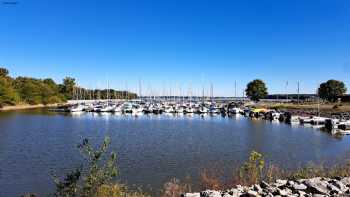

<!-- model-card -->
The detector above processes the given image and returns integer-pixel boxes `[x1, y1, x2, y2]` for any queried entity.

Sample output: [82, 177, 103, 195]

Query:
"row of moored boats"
[64, 102, 350, 135]
[67, 101, 243, 114]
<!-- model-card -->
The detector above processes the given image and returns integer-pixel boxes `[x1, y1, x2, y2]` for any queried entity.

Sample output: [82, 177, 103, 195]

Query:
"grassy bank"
[251, 102, 350, 114]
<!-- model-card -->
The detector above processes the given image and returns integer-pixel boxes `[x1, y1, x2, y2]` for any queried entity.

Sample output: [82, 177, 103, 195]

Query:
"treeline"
[0, 67, 137, 107]
[245, 79, 348, 102]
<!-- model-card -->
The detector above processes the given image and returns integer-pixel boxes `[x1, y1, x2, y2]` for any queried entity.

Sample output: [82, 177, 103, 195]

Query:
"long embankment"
[0, 103, 67, 111]
[252, 102, 350, 116]
[184, 177, 350, 197]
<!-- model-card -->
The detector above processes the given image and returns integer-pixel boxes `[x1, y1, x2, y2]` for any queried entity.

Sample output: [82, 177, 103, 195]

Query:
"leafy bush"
[237, 151, 265, 185]
[50, 137, 148, 197]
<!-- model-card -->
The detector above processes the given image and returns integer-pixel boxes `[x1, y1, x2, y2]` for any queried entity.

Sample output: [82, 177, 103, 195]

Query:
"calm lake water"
[1, 110, 350, 196]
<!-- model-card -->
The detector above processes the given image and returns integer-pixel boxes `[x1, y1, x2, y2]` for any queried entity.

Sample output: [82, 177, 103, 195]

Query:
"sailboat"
[184, 106, 194, 113]
[69, 104, 85, 112]
[99, 80, 116, 112]
[132, 104, 144, 114]
[99, 104, 115, 112]
[112, 104, 122, 113]
[122, 102, 133, 113]
[198, 105, 209, 113]
[209, 104, 219, 114]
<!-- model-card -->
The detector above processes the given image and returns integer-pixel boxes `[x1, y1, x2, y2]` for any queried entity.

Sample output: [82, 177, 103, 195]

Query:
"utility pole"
[125, 81, 128, 100]
[210, 82, 213, 103]
[107, 80, 109, 104]
[285, 81, 289, 102]
[297, 81, 300, 104]
[202, 87, 205, 104]
[234, 80, 237, 99]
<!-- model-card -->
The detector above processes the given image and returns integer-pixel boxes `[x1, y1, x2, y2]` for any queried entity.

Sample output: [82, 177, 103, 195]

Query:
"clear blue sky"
[1, 0, 349, 96]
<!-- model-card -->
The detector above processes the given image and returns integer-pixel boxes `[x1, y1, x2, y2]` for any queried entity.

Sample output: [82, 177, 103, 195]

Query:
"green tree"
[43, 78, 58, 91]
[0, 68, 19, 106]
[318, 80, 347, 102]
[0, 77, 19, 106]
[0, 67, 137, 105]
[61, 77, 76, 100]
[13, 77, 43, 104]
[245, 79, 268, 102]
[42, 78, 65, 104]
[0, 67, 9, 77]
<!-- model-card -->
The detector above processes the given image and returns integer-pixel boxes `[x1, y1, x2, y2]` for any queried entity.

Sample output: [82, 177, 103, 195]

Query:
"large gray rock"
[182, 193, 200, 197]
[277, 188, 292, 196]
[201, 190, 221, 197]
[247, 190, 259, 197]
[303, 178, 330, 195]
[274, 179, 287, 187]
[292, 183, 307, 190]
[312, 194, 327, 197]
[340, 177, 350, 186]
[327, 183, 340, 194]
[331, 180, 347, 192]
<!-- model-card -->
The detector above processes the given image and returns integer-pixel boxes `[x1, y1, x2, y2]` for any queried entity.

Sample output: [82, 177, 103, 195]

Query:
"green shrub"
[50, 137, 148, 197]
[238, 151, 265, 185]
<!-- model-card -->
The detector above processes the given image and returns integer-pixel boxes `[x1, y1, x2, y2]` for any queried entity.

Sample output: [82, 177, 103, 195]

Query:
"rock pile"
[182, 177, 350, 197]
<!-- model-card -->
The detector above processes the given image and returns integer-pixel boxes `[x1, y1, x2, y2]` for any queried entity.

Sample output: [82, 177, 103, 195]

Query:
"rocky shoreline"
[183, 177, 350, 197]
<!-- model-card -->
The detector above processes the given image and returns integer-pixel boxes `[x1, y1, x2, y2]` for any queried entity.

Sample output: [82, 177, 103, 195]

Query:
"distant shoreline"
[0, 103, 66, 111]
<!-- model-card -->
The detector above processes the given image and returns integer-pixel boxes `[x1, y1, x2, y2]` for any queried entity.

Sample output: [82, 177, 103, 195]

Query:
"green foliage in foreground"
[238, 151, 265, 185]
[23, 137, 148, 197]
[53, 137, 149, 197]
[53, 137, 119, 196]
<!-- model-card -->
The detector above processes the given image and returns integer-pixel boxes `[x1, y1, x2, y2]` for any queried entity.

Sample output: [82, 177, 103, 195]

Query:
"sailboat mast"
[234, 80, 237, 99]
[297, 81, 300, 104]
[285, 81, 289, 102]
[107, 80, 109, 104]
[202, 87, 204, 104]
[210, 83, 213, 103]
[139, 79, 142, 101]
